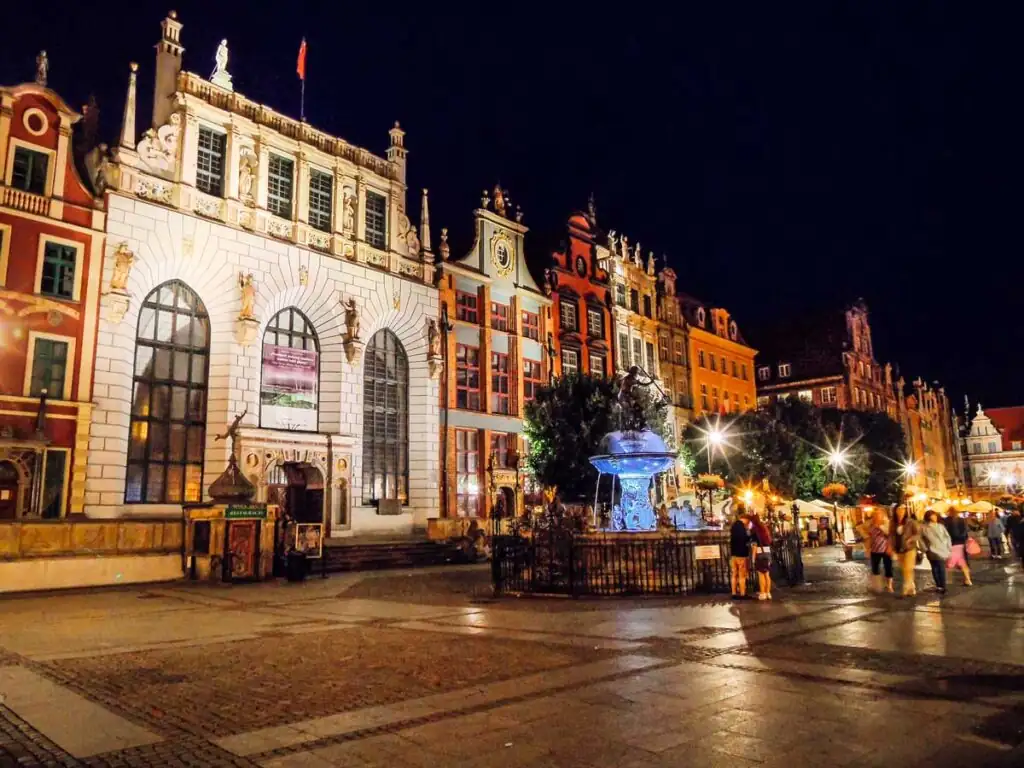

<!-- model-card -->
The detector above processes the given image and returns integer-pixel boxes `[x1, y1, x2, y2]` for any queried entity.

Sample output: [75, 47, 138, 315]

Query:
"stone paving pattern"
[0, 548, 1022, 767]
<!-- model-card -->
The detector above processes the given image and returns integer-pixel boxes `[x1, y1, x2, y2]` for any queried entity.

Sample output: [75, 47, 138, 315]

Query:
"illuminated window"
[778, 363, 791, 378]
[659, 336, 669, 362]
[308, 169, 333, 232]
[615, 284, 626, 307]
[587, 306, 603, 338]
[362, 329, 408, 505]
[758, 366, 769, 381]
[196, 127, 225, 196]
[821, 386, 837, 405]
[757, 395, 770, 407]
[126, 281, 209, 504]
[798, 389, 813, 403]
[700, 384, 709, 410]
[456, 291, 478, 323]
[456, 345, 481, 410]
[523, 359, 543, 401]
[491, 433, 513, 468]
[619, 333, 630, 369]
[674, 339, 684, 365]
[364, 190, 388, 249]
[561, 349, 579, 376]
[699, 350, 706, 368]
[491, 352, 510, 414]
[267, 154, 294, 219]
[455, 429, 480, 517]
[490, 301, 510, 332]
[559, 300, 577, 332]
[521, 310, 539, 340]
[589, 354, 604, 376]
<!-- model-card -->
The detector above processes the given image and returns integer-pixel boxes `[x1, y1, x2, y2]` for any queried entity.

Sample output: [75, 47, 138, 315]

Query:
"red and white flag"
[297, 38, 307, 81]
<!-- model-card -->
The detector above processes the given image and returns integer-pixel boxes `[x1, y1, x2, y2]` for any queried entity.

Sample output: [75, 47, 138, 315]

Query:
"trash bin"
[286, 551, 308, 582]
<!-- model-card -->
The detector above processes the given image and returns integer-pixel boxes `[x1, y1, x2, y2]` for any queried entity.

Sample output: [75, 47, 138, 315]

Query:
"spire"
[120, 63, 139, 150]
[420, 188, 432, 256]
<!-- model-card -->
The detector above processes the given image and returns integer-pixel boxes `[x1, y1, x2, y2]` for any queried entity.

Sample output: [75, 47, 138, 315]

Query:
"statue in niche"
[238, 150, 257, 203]
[110, 244, 135, 291]
[427, 318, 441, 358]
[238, 272, 256, 320]
[343, 298, 361, 341]
[342, 191, 356, 233]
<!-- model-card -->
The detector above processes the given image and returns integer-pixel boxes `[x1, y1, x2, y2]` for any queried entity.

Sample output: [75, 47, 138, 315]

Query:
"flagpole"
[300, 77, 305, 122]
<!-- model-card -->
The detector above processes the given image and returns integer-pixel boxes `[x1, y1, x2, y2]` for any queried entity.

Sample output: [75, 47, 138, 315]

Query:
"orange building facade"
[681, 298, 758, 418]
[0, 79, 106, 519]
[546, 209, 614, 378]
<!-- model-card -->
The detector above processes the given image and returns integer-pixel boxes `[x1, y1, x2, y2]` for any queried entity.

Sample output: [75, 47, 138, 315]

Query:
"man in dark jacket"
[730, 514, 752, 599]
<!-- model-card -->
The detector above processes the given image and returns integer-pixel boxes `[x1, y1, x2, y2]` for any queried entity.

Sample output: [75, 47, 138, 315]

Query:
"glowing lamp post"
[825, 449, 848, 536]
[706, 428, 724, 473]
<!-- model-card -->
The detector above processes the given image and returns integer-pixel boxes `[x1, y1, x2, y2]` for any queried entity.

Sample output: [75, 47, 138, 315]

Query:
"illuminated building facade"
[545, 205, 613, 379]
[964, 405, 1024, 497]
[655, 267, 692, 495]
[437, 187, 551, 520]
[86, 12, 440, 536]
[0, 74, 106, 519]
[682, 296, 757, 418]
[897, 378, 963, 498]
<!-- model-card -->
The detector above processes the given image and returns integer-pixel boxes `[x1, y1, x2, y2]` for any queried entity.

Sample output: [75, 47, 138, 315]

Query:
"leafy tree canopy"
[523, 373, 668, 503]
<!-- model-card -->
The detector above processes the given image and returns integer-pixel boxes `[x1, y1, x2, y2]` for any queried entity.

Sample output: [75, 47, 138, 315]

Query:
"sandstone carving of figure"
[407, 225, 420, 256]
[439, 227, 450, 261]
[238, 272, 256, 320]
[215, 409, 248, 448]
[35, 51, 48, 86]
[343, 192, 356, 232]
[427, 318, 441, 358]
[607, 229, 617, 255]
[110, 244, 134, 291]
[238, 152, 256, 202]
[634, 241, 642, 265]
[493, 185, 507, 216]
[620, 235, 629, 261]
[212, 40, 229, 80]
[344, 298, 360, 340]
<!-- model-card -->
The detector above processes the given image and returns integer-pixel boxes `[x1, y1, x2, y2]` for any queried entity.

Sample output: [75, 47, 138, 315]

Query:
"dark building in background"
[754, 299, 898, 419]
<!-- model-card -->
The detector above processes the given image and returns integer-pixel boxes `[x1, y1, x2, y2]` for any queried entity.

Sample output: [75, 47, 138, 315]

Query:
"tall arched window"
[126, 281, 210, 503]
[260, 308, 319, 431]
[362, 329, 408, 505]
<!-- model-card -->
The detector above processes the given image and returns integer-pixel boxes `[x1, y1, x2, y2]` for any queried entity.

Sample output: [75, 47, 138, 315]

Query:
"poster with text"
[261, 344, 318, 430]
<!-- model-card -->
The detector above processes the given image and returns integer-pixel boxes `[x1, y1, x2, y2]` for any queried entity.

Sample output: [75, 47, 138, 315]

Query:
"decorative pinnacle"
[130, 62, 138, 73]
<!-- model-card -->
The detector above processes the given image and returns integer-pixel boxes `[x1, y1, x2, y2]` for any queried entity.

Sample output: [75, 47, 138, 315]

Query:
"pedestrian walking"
[943, 510, 974, 586]
[729, 513, 753, 599]
[807, 516, 819, 548]
[749, 513, 773, 600]
[921, 510, 952, 593]
[1010, 510, 1024, 568]
[868, 509, 894, 593]
[987, 513, 1006, 558]
[891, 506, 921, 597]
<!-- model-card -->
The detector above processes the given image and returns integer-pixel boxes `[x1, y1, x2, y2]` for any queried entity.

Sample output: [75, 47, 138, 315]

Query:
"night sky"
[4, 4, 1018, 410]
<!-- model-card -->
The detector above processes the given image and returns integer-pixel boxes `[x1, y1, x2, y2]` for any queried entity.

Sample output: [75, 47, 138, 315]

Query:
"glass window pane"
[126, 464, 144, 503]
[187, 426, 204, 462]
[172, 351, 189, 383]
[184, 465, 203, 502]
[165, 465, 184, 503]
[145, 466, 165, 502]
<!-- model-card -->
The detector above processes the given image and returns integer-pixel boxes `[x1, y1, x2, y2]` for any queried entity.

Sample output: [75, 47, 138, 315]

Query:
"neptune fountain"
[589, 367, 677, 531]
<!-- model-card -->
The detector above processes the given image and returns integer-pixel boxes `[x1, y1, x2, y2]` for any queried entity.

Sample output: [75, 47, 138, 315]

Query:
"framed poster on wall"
[295, 523, 323, 559]
[261, 344, 318, 431]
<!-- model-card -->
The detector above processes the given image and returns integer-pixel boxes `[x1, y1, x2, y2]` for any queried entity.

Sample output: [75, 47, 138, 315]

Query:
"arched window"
[260, 308, 319, 431]
[362, 329, 408, 505]
[126, 281, 210, 503]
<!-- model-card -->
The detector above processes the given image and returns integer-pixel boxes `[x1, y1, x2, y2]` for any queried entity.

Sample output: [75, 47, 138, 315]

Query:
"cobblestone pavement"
[1, 549, 1022, 767]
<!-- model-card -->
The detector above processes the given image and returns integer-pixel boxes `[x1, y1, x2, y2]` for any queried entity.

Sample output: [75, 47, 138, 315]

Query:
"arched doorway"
[494, 486, 516, 519]
[0, 461, 19, 520]
[267, 463, 324, 524]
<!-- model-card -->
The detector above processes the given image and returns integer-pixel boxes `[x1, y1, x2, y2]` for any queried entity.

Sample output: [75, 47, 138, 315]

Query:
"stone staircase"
[321, 537, 466, 573]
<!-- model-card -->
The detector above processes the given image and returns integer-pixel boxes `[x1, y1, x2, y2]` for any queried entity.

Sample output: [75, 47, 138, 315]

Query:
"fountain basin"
[590, 430, 676, 532]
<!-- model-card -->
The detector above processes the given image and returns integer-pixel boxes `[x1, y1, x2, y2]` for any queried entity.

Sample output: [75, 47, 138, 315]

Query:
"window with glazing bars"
[11, 147, 48, 195]
[456, 291, 478, 323]
[456, 430, 479, 517]
[267, 155, 294, 219]
[196, 128, 225, 196]
[456, 345, 481, 410]
[491, 302, 510, 332]
[619, 333, 630, 370]
[30, 338, 68, 397]
[362, 329, 408, 505]
[561, 349, 579, 376]
[559, 301, 577, 332]
[523, 359, 542, 401]
[587, 306, 602, 337]
[364, 190, 387, 249]
[521, 310, 539, 340]
[126, 281, 210, 504]
[40, 242, 76, 299]
[308, 169, 333, 232]
[491, 352, 510, 414]
[491, 433, 512, 469]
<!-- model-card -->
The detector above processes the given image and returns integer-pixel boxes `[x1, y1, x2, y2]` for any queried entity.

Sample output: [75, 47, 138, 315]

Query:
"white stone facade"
[85, 12, 440, 534]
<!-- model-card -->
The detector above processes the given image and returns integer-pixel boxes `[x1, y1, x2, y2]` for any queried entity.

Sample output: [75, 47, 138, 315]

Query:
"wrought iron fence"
[491, 526, 803, 598]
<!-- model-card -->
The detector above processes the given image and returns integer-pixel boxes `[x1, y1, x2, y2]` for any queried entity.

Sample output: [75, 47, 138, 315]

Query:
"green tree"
[523, 373, 668, 503]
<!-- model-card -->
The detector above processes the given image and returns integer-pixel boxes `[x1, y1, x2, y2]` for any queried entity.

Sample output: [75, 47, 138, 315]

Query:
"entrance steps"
[322, 537, 465, 573]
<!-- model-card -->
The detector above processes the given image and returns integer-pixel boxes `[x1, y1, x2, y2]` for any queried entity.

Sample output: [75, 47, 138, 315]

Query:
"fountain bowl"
[589, 430, 677, 531]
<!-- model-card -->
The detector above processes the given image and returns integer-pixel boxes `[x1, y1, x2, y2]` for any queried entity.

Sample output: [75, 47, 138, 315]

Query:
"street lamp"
[902, 461, 918, 517]
[706, 427, 724, 473]
[826, 448, 848, 537]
